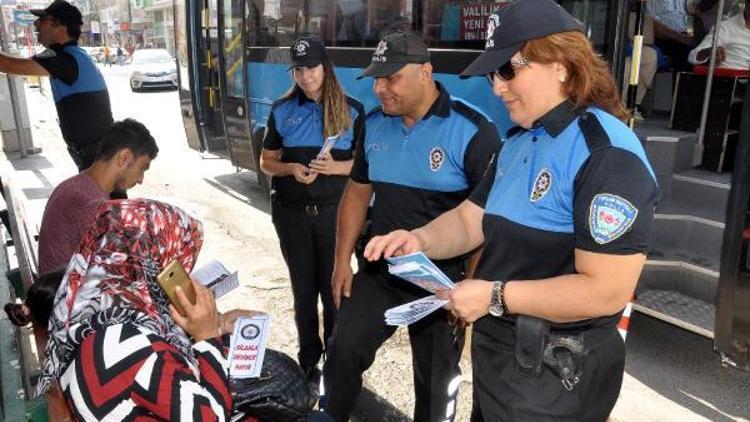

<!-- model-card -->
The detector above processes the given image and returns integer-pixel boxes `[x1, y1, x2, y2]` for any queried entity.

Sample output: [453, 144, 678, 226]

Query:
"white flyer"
[191, 259, 239, 298]
[228, 315, 270, 379]
[318, 133, 340, 157]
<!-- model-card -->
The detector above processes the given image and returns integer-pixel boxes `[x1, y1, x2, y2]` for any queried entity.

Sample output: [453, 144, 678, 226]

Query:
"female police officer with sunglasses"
[364, 0, 659, 420]
[260, 37, 364, 378]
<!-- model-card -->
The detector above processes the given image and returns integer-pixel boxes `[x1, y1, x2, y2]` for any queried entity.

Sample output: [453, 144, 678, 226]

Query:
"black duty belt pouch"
[515, 316, 588, 390]
[514, 316, 549, 376]
[543, 332, 586, 391]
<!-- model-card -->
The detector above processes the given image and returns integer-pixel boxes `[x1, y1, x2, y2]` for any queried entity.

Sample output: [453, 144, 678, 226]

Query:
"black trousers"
[323, 268, 464, 422]
[271, 199, 337, 371]
[470, 319, 625, 422]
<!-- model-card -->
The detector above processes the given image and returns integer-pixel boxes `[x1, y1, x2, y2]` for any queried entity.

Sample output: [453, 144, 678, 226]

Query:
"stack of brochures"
[384, 252, 455, 326]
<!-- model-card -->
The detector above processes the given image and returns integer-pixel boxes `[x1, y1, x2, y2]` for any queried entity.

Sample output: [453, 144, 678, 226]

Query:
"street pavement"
[0, 64, 748, 421]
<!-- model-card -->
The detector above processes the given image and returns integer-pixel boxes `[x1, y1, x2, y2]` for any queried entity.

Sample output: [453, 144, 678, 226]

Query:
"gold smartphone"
[156, 259, 197, 317]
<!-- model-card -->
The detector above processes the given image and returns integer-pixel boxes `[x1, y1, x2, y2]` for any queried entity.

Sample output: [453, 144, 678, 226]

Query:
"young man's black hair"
[96, 118, 159, 161]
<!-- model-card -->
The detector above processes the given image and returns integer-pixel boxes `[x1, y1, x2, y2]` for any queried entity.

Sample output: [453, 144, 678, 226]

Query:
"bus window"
[223, 0, 244, 97]
[422, 0, 514, 48]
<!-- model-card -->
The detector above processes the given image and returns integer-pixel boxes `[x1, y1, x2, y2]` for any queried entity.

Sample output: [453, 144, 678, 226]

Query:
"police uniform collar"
[533, 100, 577, 138]
[297, 89, 319, 105]
[423, 82, 451, 119]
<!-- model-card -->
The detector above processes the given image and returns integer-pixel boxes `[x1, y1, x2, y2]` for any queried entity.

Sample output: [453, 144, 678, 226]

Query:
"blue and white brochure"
[386, 252, 455, 293]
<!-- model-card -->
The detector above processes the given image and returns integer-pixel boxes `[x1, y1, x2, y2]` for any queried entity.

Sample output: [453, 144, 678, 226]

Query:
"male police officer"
[324, 31, 500, 421]
[0, 0, 113, 172]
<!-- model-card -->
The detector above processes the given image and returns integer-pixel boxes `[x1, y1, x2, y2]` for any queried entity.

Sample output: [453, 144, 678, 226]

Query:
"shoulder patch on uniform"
[530, 168, 552, 202]
[429, 146, 445, 171]
[588, 193, 638, 244]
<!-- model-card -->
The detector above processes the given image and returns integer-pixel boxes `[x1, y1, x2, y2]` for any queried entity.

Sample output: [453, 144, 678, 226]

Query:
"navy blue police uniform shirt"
[33, 41, 113, 150]
[263, 91, 365, 205]
[470, 101, 659, 329]
[351, 82, 501, 278]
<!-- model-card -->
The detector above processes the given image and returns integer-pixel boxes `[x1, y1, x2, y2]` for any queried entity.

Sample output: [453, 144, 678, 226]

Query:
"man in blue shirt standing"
[324, 31, 500, 422]
[0, 0, 113, 173]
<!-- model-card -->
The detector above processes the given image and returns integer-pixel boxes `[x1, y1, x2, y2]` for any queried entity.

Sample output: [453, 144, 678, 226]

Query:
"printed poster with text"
[229, 315, 270, 379]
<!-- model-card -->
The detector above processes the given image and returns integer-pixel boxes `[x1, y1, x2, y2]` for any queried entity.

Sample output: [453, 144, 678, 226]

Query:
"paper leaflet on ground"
[385, 252, 454, 326]
[191, 259, 239, 298]
[228, 315, 270, 378]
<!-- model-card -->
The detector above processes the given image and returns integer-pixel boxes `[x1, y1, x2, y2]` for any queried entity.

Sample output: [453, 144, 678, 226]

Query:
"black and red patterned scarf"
[36, 199, 203, 396]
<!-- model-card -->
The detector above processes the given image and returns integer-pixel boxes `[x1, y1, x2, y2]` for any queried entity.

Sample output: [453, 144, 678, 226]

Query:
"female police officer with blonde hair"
[260, 37, 364, 378]
[364, 0, 659, 420]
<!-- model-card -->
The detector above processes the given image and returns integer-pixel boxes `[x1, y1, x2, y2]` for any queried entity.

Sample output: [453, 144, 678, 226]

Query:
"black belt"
[272, 197, 338, 216]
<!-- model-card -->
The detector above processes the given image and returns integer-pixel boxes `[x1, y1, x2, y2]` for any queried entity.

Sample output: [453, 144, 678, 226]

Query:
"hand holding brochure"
[385, 252, 455, 326]
[228, 315, 270, 378]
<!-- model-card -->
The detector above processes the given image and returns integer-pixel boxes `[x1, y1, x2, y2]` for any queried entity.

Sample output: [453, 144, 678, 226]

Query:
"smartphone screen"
[156, 259, 197, 317]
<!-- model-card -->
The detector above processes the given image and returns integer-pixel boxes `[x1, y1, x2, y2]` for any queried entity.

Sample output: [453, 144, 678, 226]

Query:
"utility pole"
[0, 6, 32, 158]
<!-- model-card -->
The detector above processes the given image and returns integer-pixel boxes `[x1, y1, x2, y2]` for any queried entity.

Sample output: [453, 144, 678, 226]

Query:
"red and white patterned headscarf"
[36, 199, 203, 395]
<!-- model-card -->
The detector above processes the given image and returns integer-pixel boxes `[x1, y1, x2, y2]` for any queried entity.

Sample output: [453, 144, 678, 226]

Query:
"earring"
[559, 76, 566, 83]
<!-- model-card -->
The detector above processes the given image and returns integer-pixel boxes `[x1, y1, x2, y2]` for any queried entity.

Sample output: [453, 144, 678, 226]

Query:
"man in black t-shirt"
[0, 0, 113, 172]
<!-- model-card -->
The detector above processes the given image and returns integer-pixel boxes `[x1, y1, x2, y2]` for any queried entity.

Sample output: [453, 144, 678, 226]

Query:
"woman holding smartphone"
[36, 199, 261, 421]
[260, 37, 364, 379]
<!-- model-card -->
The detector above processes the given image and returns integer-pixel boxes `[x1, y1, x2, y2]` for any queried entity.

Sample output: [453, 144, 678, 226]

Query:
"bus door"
[174, 0, 202, 151]
[192, 0, 228, 154]
[219, 0, 254, 169]
[715, 86, 750, 370]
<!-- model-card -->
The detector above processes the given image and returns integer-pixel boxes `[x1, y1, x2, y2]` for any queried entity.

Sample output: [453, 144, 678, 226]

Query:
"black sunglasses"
[486, 57, 531, 84]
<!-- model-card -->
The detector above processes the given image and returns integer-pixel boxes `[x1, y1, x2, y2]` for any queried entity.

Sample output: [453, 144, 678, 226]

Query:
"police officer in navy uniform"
[0, 0, 113, 172]
[324, 31, 500, 421]
[260, 37, 364, 379]
[365, 1, 660, 420]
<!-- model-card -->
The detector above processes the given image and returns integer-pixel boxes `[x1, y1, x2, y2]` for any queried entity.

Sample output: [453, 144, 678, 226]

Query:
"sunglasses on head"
[486, 57, 531, 84]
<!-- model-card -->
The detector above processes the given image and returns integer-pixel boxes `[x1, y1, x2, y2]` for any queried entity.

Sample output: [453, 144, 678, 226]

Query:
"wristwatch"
[488, 281, 506, 318]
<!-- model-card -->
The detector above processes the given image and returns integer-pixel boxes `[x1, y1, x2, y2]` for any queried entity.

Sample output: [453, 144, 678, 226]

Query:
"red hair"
[521, 31, 629, 122]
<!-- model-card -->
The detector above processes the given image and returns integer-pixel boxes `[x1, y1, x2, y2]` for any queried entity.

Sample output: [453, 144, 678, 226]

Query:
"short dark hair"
[96, 118, 159, 162]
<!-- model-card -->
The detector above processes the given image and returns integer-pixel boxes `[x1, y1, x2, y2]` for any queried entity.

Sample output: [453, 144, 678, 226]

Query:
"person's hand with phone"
[170, 279, 220, 342]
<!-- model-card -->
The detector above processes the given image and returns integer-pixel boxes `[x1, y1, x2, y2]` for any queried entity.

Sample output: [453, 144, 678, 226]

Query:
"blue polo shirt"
[351, 82, 501, 277]
[264, 90, 364, 205]
[33, 41, 113, 150]
[471, 101, 659, 329]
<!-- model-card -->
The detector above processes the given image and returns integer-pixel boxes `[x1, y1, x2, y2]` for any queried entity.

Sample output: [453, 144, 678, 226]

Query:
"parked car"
[80, 46, 100, 62]
[129, 49, 177, 91]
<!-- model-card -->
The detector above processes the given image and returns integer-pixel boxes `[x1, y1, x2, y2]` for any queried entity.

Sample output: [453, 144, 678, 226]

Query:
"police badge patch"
[485, 14, 500, 48]
[530, 168, 552, 202]
[429, 147, 445, 171]
[373, 40, 389, 62]
[588, 193, 639, 244]
[294, 40, 310, 56]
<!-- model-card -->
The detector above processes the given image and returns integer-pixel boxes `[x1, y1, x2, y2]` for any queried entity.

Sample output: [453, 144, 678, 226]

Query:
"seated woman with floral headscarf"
[35, 199, 259, 421]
